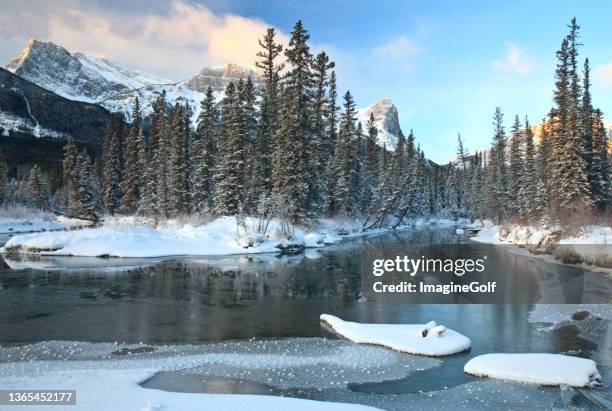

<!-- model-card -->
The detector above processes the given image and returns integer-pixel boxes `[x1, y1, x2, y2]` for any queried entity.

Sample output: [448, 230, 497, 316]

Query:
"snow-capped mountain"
[0, 67, 115, 165]
[186, 64, 264, 93]
[5, 39, 263, 121]
[357, 98, 402, 150]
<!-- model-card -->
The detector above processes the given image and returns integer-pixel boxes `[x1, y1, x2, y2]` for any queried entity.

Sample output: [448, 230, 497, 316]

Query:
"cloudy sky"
[1, 0, 611, 162]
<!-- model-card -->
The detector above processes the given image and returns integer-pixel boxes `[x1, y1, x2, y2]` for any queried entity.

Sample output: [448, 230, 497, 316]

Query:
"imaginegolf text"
[372, 281, 497, 294]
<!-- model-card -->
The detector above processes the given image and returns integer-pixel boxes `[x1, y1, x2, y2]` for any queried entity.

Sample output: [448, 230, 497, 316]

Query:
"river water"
[0, 226, 610, 409]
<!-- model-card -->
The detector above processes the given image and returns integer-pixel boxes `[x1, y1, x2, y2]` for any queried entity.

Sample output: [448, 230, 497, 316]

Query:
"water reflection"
[0, 227, 610, 343]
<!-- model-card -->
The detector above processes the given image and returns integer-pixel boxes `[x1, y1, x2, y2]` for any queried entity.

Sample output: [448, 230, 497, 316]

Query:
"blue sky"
[1, 0, 611, 162]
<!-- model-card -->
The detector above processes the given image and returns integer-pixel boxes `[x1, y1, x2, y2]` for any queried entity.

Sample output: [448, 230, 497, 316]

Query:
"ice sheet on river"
[0, 338, 439, 388]
[320, 314, 471, 356]
[464, 353, 601, 387]
[0, 339, 574, 410]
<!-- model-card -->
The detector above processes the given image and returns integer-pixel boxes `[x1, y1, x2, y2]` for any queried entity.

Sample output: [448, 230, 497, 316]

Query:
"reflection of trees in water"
[74, 253, 365, 308]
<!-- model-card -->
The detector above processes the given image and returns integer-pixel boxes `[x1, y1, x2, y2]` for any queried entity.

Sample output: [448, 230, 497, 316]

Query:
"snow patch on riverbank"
[0, 217, 65, 234]
[464, 353, 601, 387]
[471, 223, 611, 269]
[320, 314, 471, 356]
[1, 215, 456, 258]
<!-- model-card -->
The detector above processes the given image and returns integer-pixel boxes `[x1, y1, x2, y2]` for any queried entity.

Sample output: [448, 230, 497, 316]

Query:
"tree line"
[1, 18, 608, 229]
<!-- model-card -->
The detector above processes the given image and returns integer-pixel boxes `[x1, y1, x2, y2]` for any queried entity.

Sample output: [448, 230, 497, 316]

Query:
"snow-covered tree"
[27, 164, 47, 209]
[0, 151, 8, 203]
[120, 98, 145, 214]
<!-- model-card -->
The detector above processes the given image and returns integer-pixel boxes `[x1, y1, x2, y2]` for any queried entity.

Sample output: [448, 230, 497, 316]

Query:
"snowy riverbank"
[1, 215, 456, 258]
[471, 223, 611, 270]
[0, 206, 94, 235]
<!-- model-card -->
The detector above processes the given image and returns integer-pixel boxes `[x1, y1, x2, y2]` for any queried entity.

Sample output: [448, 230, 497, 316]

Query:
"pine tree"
[0, 151, 8, 204]
[75, 150, 97, 220]
[62, 138, 80, 213]
[214, 82, 243, 215]
[140, 92, 166, 216]
[552, 20, 592, 212]
[582, 58, 595, 197]
[537, 118, 553, 209]
[192, 87, 217, 213]
[310, 51, 335, 213]
[168, 103, 190, 215]
[238, 77, 259, 212]
[360, 113, 379, 213]
[487, 107, 509, 223]
[508, 114, 523, 215]
[518, 117, 537, 218]
[27, 164, 47, 209]
[323, 70, 339, 212]
[272, 20, 314, 221]
[330, 91, 357, 215]
[469, 151, 485, 220]
[120, 98, 145, 214]
[255, 28, 284, 201]
[591, 110, 610, 210]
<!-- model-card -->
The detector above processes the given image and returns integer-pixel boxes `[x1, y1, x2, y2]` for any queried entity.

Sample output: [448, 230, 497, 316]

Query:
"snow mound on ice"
[320, 314, 471, 356]
[464, 353, 601, 387]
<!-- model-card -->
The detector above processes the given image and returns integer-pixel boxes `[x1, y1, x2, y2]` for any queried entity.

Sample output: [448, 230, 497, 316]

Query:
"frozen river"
[0, 226, 610, 409]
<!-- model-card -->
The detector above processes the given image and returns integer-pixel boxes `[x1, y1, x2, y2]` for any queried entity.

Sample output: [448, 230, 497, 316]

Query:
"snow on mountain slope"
[357, 98, 402, 150]
[5, 39, 262, 121]
[6, 39, 172, 103]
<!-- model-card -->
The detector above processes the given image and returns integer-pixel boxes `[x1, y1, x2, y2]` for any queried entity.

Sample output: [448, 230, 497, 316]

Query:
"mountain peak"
[6, 39, 66, 73]
[357, 98, 402, 149]
[185, 63, 263, 93]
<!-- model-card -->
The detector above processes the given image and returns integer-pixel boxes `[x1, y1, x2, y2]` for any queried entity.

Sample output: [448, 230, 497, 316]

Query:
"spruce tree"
[582, 58, 595, 196]
[214, 82, 242, 216]
[487, 107, 509, 223]
[238, 77, 259, 212]
[27, 164, 47, 209]
[192, 87, 217, 212]
[330, 91, 357, 215]
[140, 92, 166, 216]
[518, 117, 537, 218]
[552, 20, 592, 212]
[168, 103, 190, 215]
[120, 98, 145, 214]
[591, 110, 610, 210]
[508, 114, 523, 215]
[75, 150, 97, 220]
[62, 138, 80, 213]
[310, 51, 335, 213]
[255, 28, 284, 200]
[0, 151, 8, 204]
[360, 113, 379, 213]
[272, 20, 314, 221]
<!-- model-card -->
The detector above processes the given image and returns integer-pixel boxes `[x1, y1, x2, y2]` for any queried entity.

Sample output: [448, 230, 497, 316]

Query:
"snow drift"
[464, 353, 601, 387]
[320, 314, 471, 356]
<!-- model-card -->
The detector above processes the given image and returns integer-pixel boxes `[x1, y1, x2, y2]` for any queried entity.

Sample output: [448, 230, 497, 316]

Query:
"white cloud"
[374, 36, 423, 60]
[0, 0, 287, 81]
[493, 42, 533, 77]
[594, 62, 612, 88]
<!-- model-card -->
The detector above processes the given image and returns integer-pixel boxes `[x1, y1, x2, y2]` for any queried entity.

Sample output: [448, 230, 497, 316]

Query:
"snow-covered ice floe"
[464, 353, 601, 387]
[320, 314, 471, 356]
